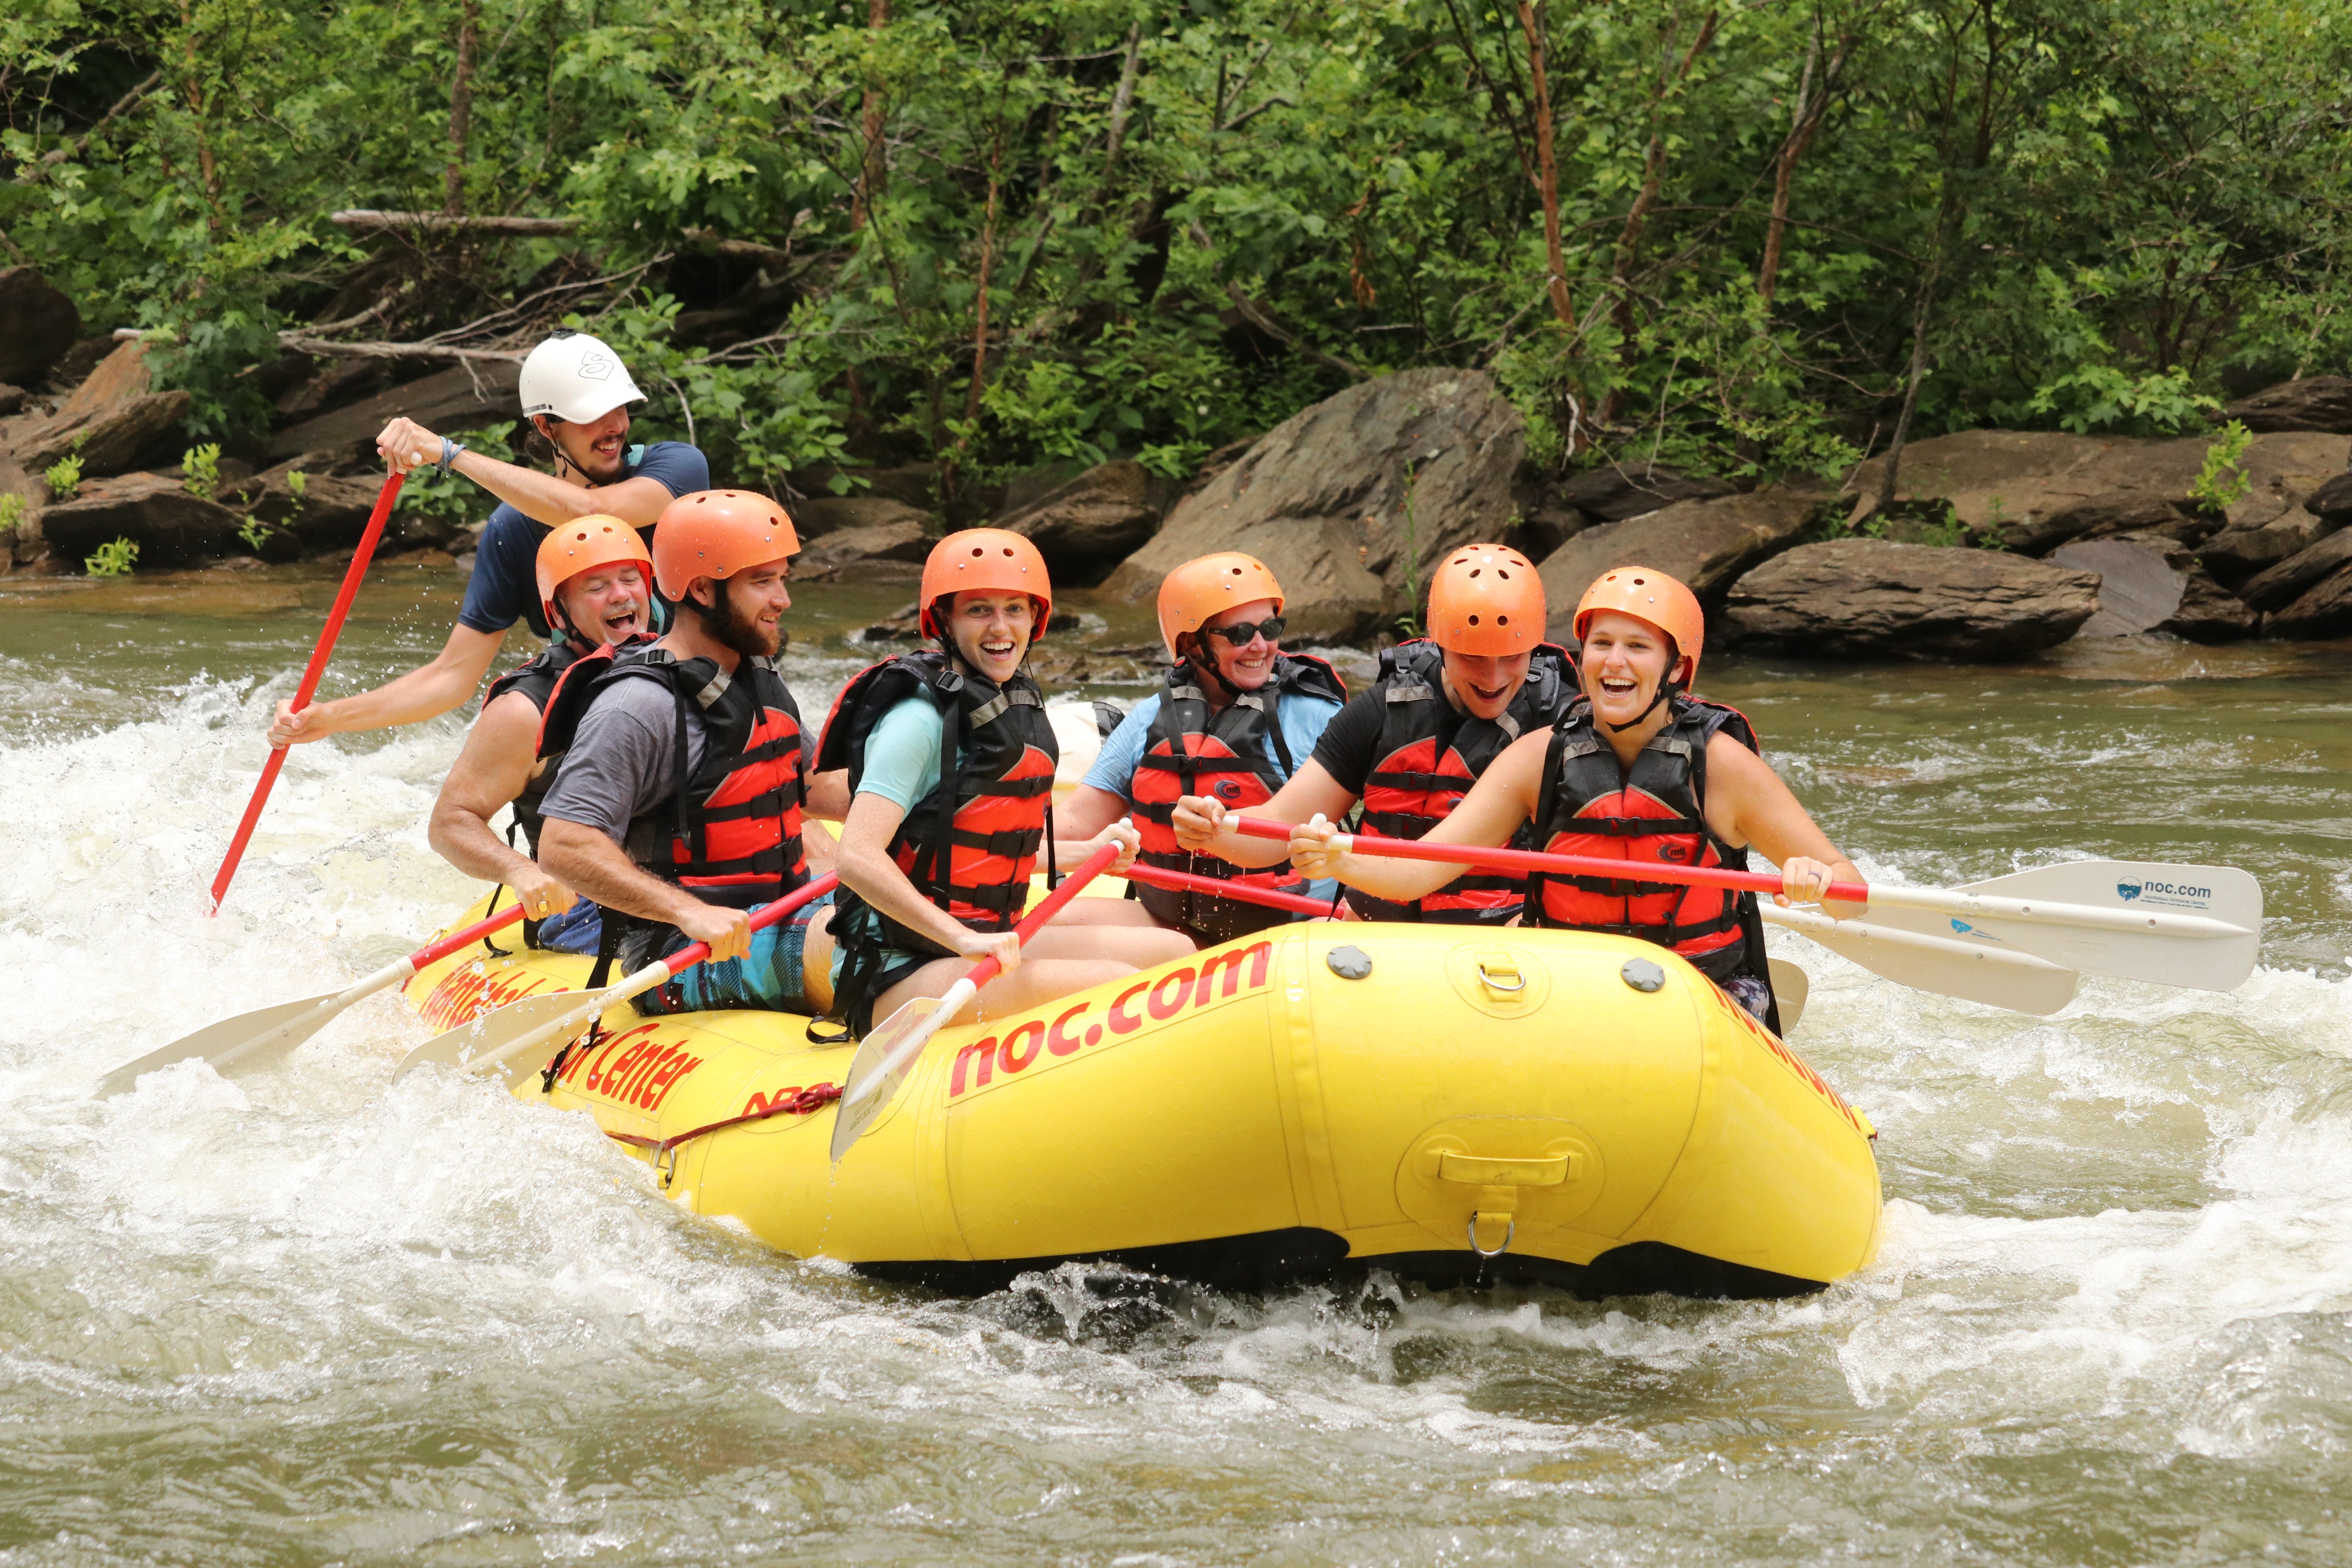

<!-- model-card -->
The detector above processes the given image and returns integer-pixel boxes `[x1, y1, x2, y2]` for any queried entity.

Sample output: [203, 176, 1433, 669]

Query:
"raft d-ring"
[1476, 959, 1525, 994]
[653, 1143, 682, 1190]
[1466, 1214, 1515, 1259]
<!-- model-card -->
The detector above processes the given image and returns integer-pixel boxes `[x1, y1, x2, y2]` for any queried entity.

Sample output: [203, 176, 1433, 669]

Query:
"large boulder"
[1100, 369, 1523, 641]
[1844, 429, 2352, 541]
[2238, 529, 2352, 612]
[1725, 540, 2099, 659]
[2223, 377, 2352, 435]
[17, 340, 191, 477]
[2268, 565, 2352, 640]
[1535, 489, 1819, 643]
[789, 494, 929, 541]
[1000, 459, 1161, 583]
[795, 517, 930, 581]
[231, 457, 387, 552]
[269, 360, 523, 464]
[2306, 470, 2352, 524]
[2200, 508, 2340, 586]
[0, 267, 82, 385]
[1550, 461, 1735, 524]
[2050, 536, 2254, 642]
[40, 472, 245, 568]
[1997, 490, 2208, 555]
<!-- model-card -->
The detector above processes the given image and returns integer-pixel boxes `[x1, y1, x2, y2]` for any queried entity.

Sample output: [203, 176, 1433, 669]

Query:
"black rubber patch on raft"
[854, 1230, 1825, 1301]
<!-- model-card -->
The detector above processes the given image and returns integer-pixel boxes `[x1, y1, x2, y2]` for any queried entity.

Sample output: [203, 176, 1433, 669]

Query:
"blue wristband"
[437, 437, 468, 476]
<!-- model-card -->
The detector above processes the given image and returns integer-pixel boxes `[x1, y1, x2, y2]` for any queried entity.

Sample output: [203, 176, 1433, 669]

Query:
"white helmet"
[518, 329, 646, 424]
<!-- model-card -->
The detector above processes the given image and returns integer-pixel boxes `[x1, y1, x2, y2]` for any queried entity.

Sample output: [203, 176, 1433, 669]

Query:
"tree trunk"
[1600, 9, 1718, 422]
[851, 0, 891, 232]
[1515, 0, 1574, 330]
[964, 134, 1004, 425]
[1104, 21, 1145, 176]
[1758, 34, 1821, 309]
[445, 0, 480, 214]
[1875, 244, 1944, 514]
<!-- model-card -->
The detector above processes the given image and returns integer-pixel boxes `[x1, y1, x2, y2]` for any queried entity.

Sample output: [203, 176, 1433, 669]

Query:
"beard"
[689, 579, 780, 659]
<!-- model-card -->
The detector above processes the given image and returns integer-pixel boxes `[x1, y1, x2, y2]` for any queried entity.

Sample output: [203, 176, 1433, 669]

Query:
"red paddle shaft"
[1228, 816, 1869, 903]
[410, 902, 527, 969]
[964, 842, 1124, 989]
[1124, 863, 1334, 916]
[654, 874, 840, 978]
[208, 472, 407, 913]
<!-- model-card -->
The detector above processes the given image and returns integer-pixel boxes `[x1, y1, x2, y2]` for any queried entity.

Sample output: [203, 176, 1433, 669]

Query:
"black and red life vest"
[1525, 695, 1767, 985]
[1129, 653, 1347, 944]
[536, 642, 810, 911]
[1346, 639, 1577, 925]
[815, 648, 1058, 953]
[485, 633, 652, 854]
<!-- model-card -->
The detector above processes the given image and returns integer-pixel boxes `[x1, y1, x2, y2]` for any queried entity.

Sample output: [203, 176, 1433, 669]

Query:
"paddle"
[208, 470, 406, 913]
[1760, 902, 2080, 1015]
[391, 875, 840, 1089]
[829, 840, 1123, 1162]
[1123, 863, 1335, 916]
[1228, 817, 2260, 992]
[98, 901, 525, 1097]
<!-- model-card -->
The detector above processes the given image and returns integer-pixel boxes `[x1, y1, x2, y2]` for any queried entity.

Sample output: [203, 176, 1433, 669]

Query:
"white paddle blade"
[829, 996, 952, 1163]
[1768, 958, 1809, 1031]
[1764, 904, 2080, 1015]
[1864, 860, 2261, 992]
[393, 989, 612, 1084]
[97, 990, 343, 1097]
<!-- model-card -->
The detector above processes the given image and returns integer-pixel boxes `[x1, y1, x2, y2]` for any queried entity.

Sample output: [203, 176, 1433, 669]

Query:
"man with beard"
[533, 491, 843, 1018]
[425, 516, 657, 956]
[266, 328, 708, 748]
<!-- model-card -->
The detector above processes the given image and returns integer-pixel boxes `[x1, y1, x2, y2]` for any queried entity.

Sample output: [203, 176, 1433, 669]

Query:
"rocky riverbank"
[5, 260, 2348, 662]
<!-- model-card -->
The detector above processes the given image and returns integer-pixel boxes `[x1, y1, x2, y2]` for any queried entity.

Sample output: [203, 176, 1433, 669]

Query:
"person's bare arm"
[538, 817, 752, 960]
[1057, 784, 1131, 843]
[804, 767, 851, 822]
[1702, 734, 1866, 917]
[427, 691, 580, 917]
[378, 417, 674, 528]
[835, 792, 1020, 969]
[802, 817, 840, 877]
[1288, 730, 1547, 902]
[269, 622, 507, 745]
[1174, 759, 1359, 867]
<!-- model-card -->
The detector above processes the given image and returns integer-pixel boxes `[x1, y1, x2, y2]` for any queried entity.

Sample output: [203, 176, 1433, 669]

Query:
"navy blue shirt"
[457, 441, 709, 637]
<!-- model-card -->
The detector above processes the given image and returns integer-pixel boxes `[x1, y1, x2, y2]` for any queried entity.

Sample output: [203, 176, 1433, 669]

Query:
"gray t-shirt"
[538, 671, 822, 843]
[538, 676, 709, 842]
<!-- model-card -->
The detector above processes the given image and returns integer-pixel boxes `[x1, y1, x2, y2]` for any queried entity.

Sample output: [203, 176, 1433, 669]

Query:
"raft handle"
[1438, 1152, 1570, 1187]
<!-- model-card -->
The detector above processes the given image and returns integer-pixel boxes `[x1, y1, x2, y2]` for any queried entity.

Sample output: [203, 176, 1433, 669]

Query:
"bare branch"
[330, 209, 579, 234]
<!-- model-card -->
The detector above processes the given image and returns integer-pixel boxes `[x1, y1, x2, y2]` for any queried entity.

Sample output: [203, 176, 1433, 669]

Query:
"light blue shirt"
[1085, 690, 1343, 799]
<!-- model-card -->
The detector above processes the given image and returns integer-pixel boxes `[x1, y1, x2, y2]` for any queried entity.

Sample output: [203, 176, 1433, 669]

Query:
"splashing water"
[6, 568, 2352, 1564]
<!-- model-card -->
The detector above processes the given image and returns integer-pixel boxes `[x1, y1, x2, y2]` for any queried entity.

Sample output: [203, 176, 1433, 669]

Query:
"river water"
[5, 560, 2352, 1565]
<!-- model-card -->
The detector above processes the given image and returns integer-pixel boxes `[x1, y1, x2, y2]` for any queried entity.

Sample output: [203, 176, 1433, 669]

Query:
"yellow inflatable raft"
[399, 892, 1882, 1298]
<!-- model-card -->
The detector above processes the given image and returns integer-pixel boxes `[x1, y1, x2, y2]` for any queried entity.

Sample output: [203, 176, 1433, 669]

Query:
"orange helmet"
[652, 489, 799, 602]
[1573, 565, 1706, 684]
[1427, 544, 1543, 655]
[1156, 553, 1285, 659]
[918, 528, 1053, 640]
[535, 515, 652, 633]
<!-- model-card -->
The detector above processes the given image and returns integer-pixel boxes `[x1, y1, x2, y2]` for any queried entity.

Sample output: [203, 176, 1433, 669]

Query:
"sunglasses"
[1206, 615, 1286, 647]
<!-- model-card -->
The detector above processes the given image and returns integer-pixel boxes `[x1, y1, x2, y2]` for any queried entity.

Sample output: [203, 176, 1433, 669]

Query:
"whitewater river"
[5, 559, 2352, 1565]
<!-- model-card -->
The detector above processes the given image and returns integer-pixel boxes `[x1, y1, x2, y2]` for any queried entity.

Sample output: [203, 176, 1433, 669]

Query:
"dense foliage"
[5, 0, 2348, 501]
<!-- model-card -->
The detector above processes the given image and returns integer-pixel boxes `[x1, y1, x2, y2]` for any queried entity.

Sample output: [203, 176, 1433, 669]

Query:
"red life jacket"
[1525, 695, 1766, 984]
[486, 632, 654, 854]
[1348, 639, 1577, 925]
[814, 648, 1058, 949]
[536, 644, 810, 911]
[1129, 653, 1347, 943]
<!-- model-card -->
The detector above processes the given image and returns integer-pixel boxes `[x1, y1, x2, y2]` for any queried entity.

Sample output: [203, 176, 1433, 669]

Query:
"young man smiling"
[267, 328, 709, 748]
[534, 492, 841, 1019]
